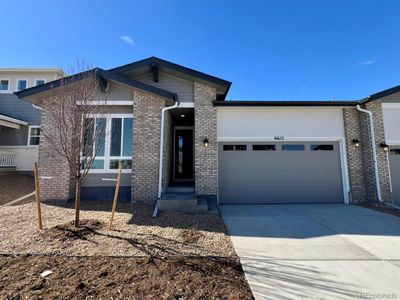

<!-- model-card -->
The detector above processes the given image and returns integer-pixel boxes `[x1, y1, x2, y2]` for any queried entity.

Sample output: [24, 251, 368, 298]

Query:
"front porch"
[157, 106, 218, 214]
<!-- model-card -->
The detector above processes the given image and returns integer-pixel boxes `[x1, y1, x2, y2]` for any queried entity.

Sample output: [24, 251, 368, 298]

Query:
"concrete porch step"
[166, 186, 195, 194]
[157, 192, 209, 214]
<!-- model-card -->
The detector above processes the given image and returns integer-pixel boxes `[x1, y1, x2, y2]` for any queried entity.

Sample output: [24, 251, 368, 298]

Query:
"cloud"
[357, 60, 376, 65]
[120, 35, 135, 46]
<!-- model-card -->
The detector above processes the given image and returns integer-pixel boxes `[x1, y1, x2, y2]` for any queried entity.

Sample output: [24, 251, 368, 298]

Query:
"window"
[223, 145, 247, 151]
[84, 115, 133, 172]
[35, 79, 46, 86]
[311, 144, 334, 151]
[282, 144, 305, 151]
[16, 79, 27, 90]
[0, 79, 9, 91]
[28, 126, 41, 146]
[253, 145, 276, 151]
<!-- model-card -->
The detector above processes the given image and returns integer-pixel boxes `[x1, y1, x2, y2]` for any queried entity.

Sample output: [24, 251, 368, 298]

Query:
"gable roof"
[15, 68, 178, 104]
[360, 85, 400, 104]
[108, 56, 231, 99]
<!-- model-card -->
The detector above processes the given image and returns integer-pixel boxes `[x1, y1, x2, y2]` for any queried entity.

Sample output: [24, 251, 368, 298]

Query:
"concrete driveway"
[220, 204, 400, 300]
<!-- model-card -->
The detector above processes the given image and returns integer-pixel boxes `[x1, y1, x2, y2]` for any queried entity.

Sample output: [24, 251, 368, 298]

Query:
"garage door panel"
[218, 141, 344, 204]
[389, 147, 400, 206]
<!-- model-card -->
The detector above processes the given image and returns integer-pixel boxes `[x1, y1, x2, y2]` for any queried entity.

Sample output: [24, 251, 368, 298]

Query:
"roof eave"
[213, 100, 359, 107]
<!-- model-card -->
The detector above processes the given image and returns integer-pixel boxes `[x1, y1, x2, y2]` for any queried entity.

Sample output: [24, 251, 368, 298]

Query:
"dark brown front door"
[174, 129, 194, 181]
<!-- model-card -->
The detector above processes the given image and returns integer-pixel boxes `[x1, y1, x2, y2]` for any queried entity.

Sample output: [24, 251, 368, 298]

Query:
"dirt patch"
[359, 202, 400, 217]
[0, 255, 253, 300]
[0, 202, 235, 257]
[42, 219, 104, 242]
[0, 174, 35, 206]
[179, 229, 205, 244]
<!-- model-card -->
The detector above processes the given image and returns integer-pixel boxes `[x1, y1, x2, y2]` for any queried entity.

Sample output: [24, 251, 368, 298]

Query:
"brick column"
[343, 108, 368, 203]
[194, 82, 218, 201]
[38, 99, 75, 201]
[364, 100, 392, 202]
[131, 89, 166, 203]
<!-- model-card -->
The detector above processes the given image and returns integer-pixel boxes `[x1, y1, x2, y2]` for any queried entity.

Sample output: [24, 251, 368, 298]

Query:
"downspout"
[356, 105, 383, 203]
[157, 100, 179, 199]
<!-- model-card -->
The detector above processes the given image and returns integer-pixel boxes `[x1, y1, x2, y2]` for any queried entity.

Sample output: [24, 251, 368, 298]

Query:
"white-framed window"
[84, 114, 133, 173]
[0, 79, 10, 92]
[35, 79, 46, 86]
[28, 126, 41, 146]
[16, 79, 28, 91]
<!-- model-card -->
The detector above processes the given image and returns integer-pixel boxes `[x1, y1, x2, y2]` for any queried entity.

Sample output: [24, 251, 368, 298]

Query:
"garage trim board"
[217, 137, 350, 205]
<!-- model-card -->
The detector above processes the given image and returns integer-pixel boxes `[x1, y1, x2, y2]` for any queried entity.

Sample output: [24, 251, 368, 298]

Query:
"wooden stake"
[109, 163, 123, 230]
[34, 162, 43, 230]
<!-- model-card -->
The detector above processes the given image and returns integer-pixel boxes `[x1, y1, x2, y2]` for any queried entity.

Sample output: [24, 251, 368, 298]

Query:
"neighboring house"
[15, 57, 400, 209]
[0, 69, 64, 173]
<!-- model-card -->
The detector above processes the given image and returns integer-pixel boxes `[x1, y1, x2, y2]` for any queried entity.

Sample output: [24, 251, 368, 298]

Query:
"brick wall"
[364, 100, 392, 202]
[343, 108, 368, 203]
[194, 82, 218, 200]
[162, 110, 173, 193]
[131, 89, 167, 203]
[38, 98, 75, 201]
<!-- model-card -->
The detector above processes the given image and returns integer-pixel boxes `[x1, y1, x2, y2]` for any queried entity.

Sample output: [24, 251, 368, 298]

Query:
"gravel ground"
[0, 174, 35, 206]
[0, 201, 236, 257]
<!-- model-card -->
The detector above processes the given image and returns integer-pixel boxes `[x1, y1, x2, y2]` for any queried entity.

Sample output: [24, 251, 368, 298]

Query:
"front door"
[174, 129, 194, 181]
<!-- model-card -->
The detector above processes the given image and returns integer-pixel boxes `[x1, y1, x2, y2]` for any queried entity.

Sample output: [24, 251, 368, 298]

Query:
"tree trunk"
[74, 178, 82, 227]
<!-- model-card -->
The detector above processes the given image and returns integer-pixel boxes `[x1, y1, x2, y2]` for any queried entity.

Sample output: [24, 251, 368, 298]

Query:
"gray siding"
[133, 72, 194, 102]
[82, 173, 131, 187]
[0, 94, 41, 124]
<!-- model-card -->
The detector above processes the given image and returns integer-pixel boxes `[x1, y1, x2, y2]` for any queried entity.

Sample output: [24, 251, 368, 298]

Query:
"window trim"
[35, 78, 46, 86]
[85, 114, 133, 174]
[27, 125, 41, 146]
[0, 78, 10, 93]
[16, 78, 29, 91]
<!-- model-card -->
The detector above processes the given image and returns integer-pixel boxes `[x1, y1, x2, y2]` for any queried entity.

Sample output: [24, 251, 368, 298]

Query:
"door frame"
[173, 126, 194, 182]
[217, 136, 350, 205]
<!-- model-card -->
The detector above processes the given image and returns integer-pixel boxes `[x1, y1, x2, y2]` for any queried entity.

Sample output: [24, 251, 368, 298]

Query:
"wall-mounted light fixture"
[203, 138, 209, 148]
[352, 139, 360, 147]
[380, 142, 389, 152]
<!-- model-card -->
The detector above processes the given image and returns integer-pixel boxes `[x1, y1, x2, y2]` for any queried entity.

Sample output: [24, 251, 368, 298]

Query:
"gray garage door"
[389, 147, 400, 206]
[218, 142, 344, 204]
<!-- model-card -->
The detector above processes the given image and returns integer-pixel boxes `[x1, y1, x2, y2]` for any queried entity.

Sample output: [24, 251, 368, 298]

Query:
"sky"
[1, 0, 399, 101]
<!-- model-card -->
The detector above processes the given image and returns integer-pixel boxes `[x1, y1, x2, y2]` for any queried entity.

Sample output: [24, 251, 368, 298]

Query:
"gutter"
[356, 105, 383, 203]
[157, 100, 179, 199]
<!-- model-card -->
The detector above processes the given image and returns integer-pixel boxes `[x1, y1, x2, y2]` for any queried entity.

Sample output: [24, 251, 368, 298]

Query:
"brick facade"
[38, 98, 75, 201]
[343, 108, 368, 203]
[162, 110, 173, 192]
[194, 82, 218, 200]
[131, 89, 168, 203]
[343, 102, 393, 203]
[364, 100, 392, 202]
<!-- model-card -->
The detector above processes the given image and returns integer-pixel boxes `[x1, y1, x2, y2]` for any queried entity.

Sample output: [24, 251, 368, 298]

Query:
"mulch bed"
[0, 174, 35, 206]
[359, 202, 400, 217]
[0, 255, 254, 300]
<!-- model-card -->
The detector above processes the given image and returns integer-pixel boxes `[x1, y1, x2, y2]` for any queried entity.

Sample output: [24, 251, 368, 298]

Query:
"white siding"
[0, 146, 38, 171]
[217, 107, 345, 141]
[134, 72, 194, 102]
[382, 103, 400, 144]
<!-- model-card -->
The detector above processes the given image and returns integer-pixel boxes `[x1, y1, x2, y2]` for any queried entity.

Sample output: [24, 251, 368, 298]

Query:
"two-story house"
[0, 69, 64, 173]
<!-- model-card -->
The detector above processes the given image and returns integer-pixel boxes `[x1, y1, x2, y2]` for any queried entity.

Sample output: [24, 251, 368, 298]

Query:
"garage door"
[218, 142, 344, 204]
[389, 147, 400, 206]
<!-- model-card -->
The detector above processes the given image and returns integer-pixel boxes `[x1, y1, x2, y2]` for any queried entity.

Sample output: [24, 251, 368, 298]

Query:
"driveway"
[220, 204, 400, 300]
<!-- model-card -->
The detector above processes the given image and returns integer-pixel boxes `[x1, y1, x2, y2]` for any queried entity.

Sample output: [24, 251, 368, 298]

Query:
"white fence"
[0, 151, 16, 167]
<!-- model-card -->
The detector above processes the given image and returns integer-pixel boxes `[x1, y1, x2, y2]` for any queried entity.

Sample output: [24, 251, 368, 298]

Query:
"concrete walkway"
[220, 204, 400, 300]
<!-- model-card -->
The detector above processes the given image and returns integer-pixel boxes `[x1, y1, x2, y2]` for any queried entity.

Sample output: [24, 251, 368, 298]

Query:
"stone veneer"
[131, 89, 168, 203]
[194, 82, 218, 200]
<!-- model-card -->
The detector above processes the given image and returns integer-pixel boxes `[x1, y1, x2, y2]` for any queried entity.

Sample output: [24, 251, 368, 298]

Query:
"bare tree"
[43, 61, 110, 226]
